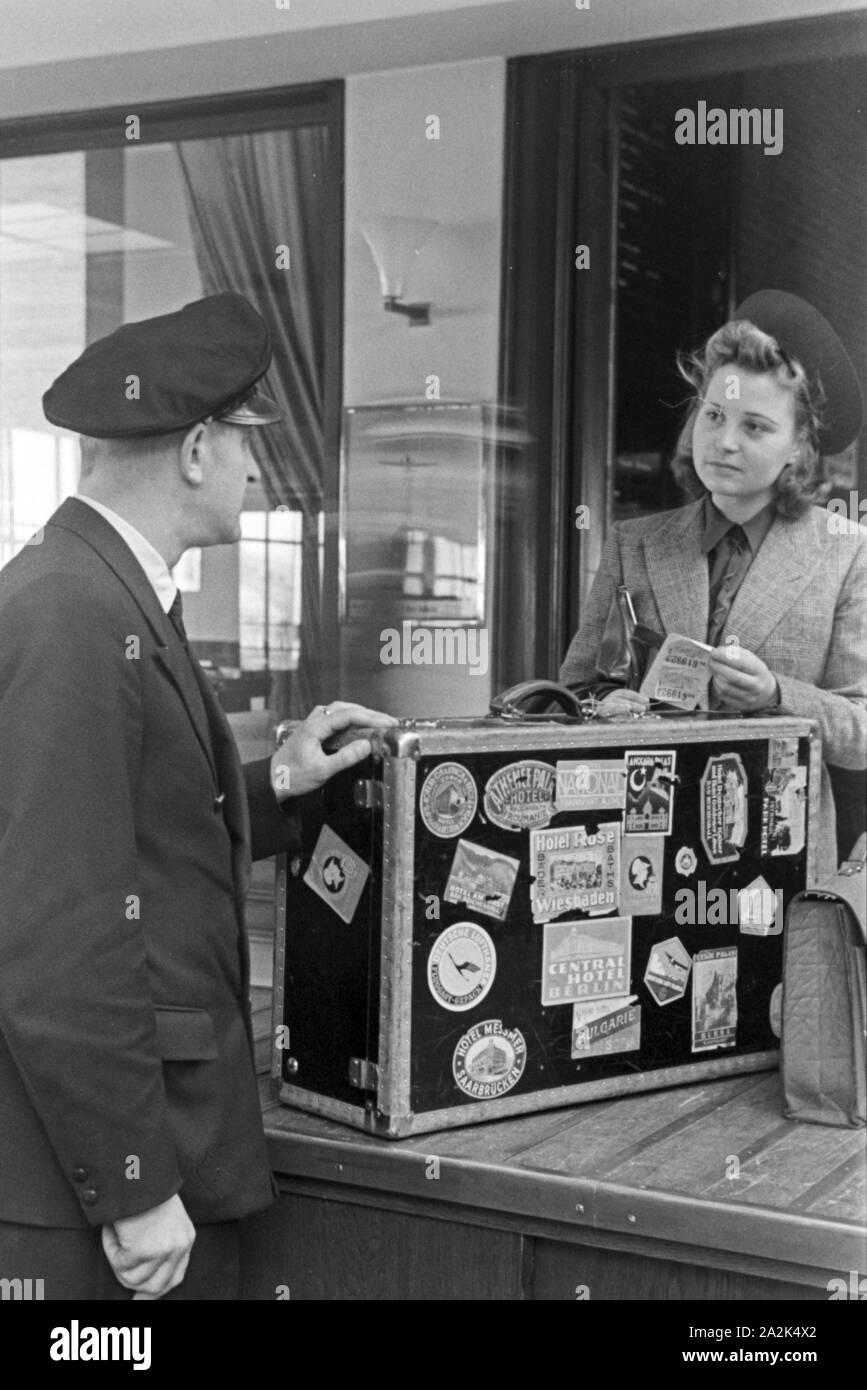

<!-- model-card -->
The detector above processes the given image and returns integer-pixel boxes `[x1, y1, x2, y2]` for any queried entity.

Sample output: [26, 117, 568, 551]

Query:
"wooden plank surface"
[251, 985, 867, 1278]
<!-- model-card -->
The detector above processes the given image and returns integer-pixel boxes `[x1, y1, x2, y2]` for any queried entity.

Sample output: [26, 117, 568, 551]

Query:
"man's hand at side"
[270, 702, 398, 801]
[102, 1193, 195, 1299]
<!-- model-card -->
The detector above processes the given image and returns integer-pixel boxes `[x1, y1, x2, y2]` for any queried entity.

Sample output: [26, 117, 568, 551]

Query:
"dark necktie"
[168, 590, 190, 650]
[707, 524, 748, 648]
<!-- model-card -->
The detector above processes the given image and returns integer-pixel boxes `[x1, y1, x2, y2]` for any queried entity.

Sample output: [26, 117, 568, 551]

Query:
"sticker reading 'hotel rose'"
[540, 917, 632, 1006]
[529, 822, 619, 923]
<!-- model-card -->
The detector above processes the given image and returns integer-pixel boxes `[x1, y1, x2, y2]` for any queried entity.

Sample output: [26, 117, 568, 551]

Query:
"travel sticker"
[700, 753, 748, 864]
[483, 760, 555, 831]
[427, 923, 496, 1012]
[692, 946, 738, 1052]
[675, 845, 698, 877]
[444, 840, 520, 923]
[761, 765, 807, 856]
[303, 825, 370, 924]
[571, 999, 641, 1059]
[540, 917, 632, 1006]
[768, 736, 799, 771]
[452, 1020, 527, 1100]
[737, 874, 783, 936]
[624, 750, 677, 835]
[620, 834, 664, 916]
[419, 761, 477, 838]
[644, 936, 692, 1006]
[529, 822, 619, 923]
[554, 758, 626, 812]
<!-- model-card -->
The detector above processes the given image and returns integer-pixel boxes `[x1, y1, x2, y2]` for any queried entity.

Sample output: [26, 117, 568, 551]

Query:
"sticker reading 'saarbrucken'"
[761, 765, 807, 857]
[692, 946, 738, 1052]
[554, 758, 626, 813]
[624, 750, 677, 835]
[620, 834, 664, 916]
[737, 874, 782, 936]
[452, 1020, 527, 1100]
[529, 823, 619, 923]
[644, 936, 692, 1006]
[700, 753, 748, 864]
[303, 825, 370, 925]
[427, 922, 497, 1012]
[540, 917, 632, 1006]
[419, 761, 477, 839]
[443, 840, 520, 923]
[571, 999, 641, 1059]
[483, 760, 555, 832]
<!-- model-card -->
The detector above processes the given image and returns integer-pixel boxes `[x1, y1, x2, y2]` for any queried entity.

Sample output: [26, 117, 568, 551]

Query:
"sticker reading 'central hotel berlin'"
[541, 917, 632, 1006]
[529, 822, 619, 922]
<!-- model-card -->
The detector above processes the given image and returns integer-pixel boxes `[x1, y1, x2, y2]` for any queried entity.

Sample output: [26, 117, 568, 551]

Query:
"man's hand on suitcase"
[271, 702, 398, 800]
[710, 646, 780, 710]
[102, 1193, 196, 1299]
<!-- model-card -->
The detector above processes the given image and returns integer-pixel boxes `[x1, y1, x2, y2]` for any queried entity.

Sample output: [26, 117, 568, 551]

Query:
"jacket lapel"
[187, 659, 253, 905]
[643, 500, 709, 643]
[725, 510, 814, 652]
[48, 497, 218, 785]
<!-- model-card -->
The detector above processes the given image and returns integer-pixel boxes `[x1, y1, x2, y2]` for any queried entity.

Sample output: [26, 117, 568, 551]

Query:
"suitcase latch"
[353, 778, 383, 810]
[348, 1057, 380, 1092]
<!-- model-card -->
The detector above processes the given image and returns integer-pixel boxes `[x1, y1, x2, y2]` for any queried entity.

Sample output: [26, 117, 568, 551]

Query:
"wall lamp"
[361, 216, 438, 327]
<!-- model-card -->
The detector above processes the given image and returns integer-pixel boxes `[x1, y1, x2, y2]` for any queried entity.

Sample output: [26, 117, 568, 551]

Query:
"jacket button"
[72, 1166, 89, 1183]
[80, 1189, 99, 1207]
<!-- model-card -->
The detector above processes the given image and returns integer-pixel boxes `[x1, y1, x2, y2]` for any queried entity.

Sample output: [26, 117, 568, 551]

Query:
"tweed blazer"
[0, 498, 303, 1229]
[560, 499, 867, 881]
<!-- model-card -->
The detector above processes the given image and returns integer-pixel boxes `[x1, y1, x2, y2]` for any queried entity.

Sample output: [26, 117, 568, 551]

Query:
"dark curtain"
[175, 127, 328, 716]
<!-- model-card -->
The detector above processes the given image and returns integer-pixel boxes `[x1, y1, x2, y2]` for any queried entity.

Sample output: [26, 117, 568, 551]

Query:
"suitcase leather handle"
[490, 680, 587, 720]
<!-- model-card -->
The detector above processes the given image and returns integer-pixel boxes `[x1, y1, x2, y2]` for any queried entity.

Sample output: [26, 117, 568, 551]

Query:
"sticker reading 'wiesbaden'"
[483, 761, 555, 832]
[571, 999, 641, 1059]
[692, 946, 738, 1052]
[303, 825, 370, 924]
[540, 917, 632, 1006]
[452, 1020, 527, 1100]
[700, 753, 748, 864]
[624, 750, 677, 835]
[419, 761, 477, 839]
[427, 923, 496, 1012]
[761, 765, 807, 857]
[444, 840, 519, 923]
[529, 823, 619, 923]
[554, 758, 626, 813]
[619, 834, 664, 916]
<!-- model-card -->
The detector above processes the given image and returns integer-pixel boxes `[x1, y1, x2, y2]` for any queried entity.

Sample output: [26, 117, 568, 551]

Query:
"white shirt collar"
[75, 495, 177, 614]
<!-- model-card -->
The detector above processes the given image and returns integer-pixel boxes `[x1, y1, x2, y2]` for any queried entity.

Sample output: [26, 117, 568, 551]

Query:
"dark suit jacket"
[0, 498, 302, 1228]
[560, 500, 867, 881]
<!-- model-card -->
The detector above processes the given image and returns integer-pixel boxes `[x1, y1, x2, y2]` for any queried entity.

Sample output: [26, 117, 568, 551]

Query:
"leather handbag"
[781, 833, 866, 1128]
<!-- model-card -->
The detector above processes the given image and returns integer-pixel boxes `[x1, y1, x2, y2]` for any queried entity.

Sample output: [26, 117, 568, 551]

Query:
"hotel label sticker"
[303, 825, 370, 924]
[644, 936, 692, 1006]
[530, 822, 620, 923]
[571, 1000, 641, 1059]
[483, 760, 555, 831]
[761, 765, 807, 857]
[427, 923, 496, 1012]
[419, 761, 477, 838]
[675, 845, 698, 877]
[620, 834, 664, 916]
[554, 758, 626, 812]
[444, 840, 520, 923]
[700, 753, 748, 864]
[768, 736, 799, 771]
[540, 917, 632, 1006]
[692, 946, 738, 1052]
[624, 750, 677, 835]
[738, 875, 782, 936]
[452, 1020, 527, 1100]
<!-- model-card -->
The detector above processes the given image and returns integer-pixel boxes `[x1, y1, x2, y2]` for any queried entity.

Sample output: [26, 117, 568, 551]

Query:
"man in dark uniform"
[0, 293, 394, 1299]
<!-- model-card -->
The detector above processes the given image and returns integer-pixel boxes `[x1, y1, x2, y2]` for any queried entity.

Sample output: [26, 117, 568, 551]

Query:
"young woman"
[559, 290, 866, 880]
